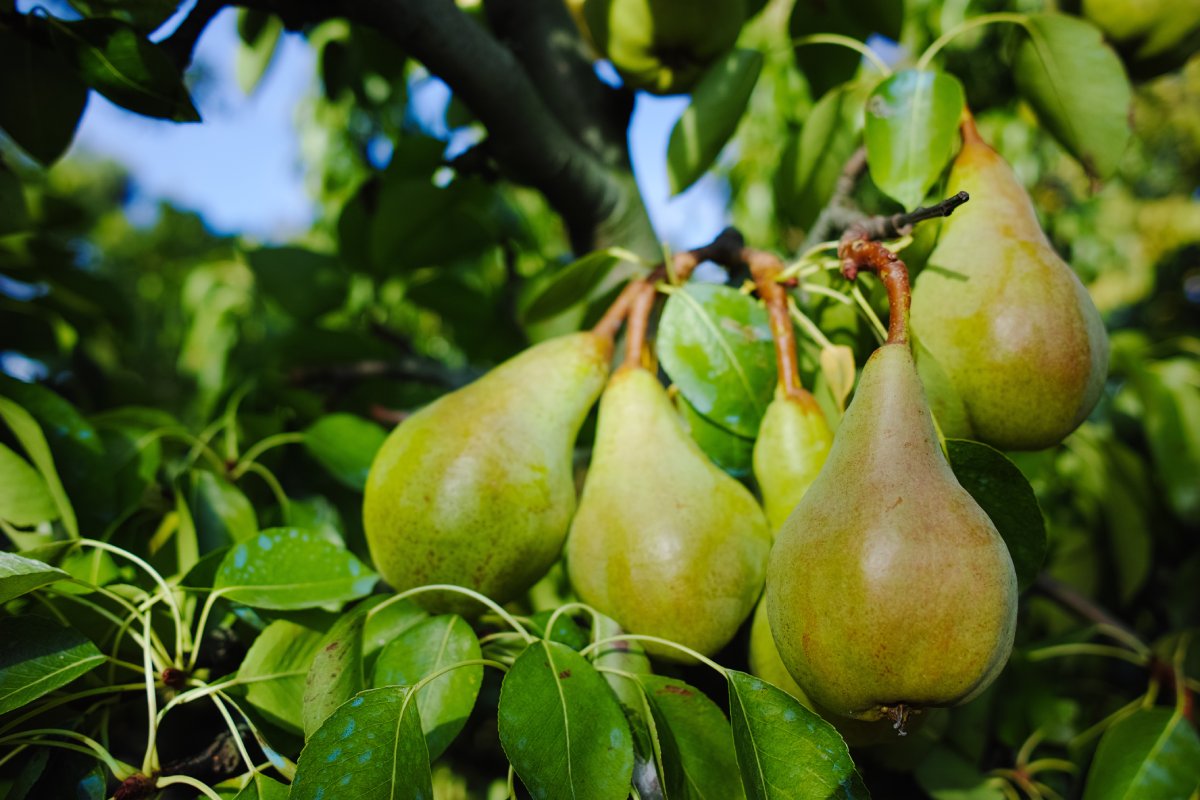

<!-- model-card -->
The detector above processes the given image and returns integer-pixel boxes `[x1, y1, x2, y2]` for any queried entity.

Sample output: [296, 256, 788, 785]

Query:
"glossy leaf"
[0, 25, 88, 165]
[291, 688, 433, 800]
[231, 773, 290, 800]
[0, 552, 70, 605]
[726, 670, 867, 799]
[239, 620, 325, 734]
[303, 414, 387, 492]
[668, 49, 764, 195]
[215, 528, 377, 610]
[246, 247, 348, 320]
[0, 615, 104, 715]
[1082, 707, 1200, 799]
[522, 249, 627, 325]
[657, 284, 778, 438]
[303, 608, 366, 739]
[1012, 13, 1132, 180]
[372, 614, 483, 760]
[789, 0, 903, 96]
[57, 18, 200, 121]
[946, 440, 1046, 591]
[498, 640, 635, 800]
[864, 70, 965, 210]
[677, 393, 756, 478]
[638, 674, 746, 800]
[191, 469, 258, 551]
[0, 442, 58, 526]
[0, 396, 77, 538]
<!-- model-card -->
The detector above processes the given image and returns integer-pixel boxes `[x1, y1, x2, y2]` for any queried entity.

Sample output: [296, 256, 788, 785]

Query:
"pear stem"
[747, 248, 806, 400]
[837, 232, 912, 346]
[622, 281, 658, 370]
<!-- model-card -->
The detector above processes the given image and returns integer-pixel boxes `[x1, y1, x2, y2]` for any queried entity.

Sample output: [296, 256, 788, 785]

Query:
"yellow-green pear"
[566, 365, 771, 661]
[364, 333, 611, 613]
[767, 342, 1018, 723]
[910, 119, 1108, 451]
[582, 0, 746, 94]
[752, 388, 834, 531]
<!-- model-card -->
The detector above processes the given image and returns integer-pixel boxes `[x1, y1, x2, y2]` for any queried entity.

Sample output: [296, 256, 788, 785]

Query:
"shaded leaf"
[239, 620, 325, 734]
[372, 614, 483, 760]
[726, 670, 867, 799]
[864, 70, 965, 210]
[0, 157, 31, 235]
[522, 249, 628, 325]
[231, 773, 290, 800]
[235, 10, 283, 95]
[303, 414, 387, 492]
[658, 284, 777, 438]
[215, 528, 377, 610]
[246, 247, 348, 320]
[1082, 707, 1200, 799]
[789, 0, 903, 97]
[0, 396, 77, 538]
[0, 615, 104, 715]
[498, 640, 635, 800]
[1012, 13, 1132, 180]
[0, 24, 88, 165]
[668, 49, 763, 195]
[945, 440, 1046, 592]
[914, 746, 1006, 800]
[291, 688, 432, 800]
[0, 441, 58, 526]
[0, 552, 71, 605]
[191, 469, 258, 551]
[677, 393, 756, 479]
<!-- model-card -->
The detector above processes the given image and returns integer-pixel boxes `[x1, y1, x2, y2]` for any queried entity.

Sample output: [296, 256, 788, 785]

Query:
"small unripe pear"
[752, 388, 833, 532]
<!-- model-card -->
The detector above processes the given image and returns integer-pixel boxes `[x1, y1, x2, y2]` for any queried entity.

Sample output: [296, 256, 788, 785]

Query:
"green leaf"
[215, 528, 377, 610]
[945, 440, 1046, 592]
[0, 615, 104, 715]
[777, 80, 873, 230]
[361, 596, 428, 671]
[1082, 707, 1200, 799]
[235, 10, 283, 95]
[789, 0, 903, 97]
[55, 18, 200, 122]
[522, 249, 627, 325]
[372, 614, 483, 760]
[1134, 359, 1200, 524]
[246, 247, 348, 320]
[0, 552, 70, 605]
[1012, 13, 1132, 180]
[677, 393, 756, 478]
[303, 608, 366, 739]
[291, 688, 432, 800]
[637, 674, 746, 800]
[238, 620, 325, 734]
[528, 610, 591, 651]
[231, 772, 290, 800]
[0, 24, 88, 165]
[369, 175, 497, 272]
[593, 613, 653, 714]
[668, 49, 763, 195]
[657, 284, 777, 438]
[0, 396, 77, 538]
[0, 157, 31, 236]
[191, 469, 258, 551]
[303, 414, 387, 492]
[65, 0, 181, 32]
[914, 746, 1006, 800]
[0, 442, 58, 526]
[498, 640, 635, 800]
[726, 670, 867, 800]
[864, 70, 965, 210]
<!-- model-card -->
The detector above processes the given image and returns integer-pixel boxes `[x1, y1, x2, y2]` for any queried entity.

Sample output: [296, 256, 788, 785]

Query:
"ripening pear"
[752, 388, 834, 531]
[566, 365, 771, 661]
[910, 119, 1108, 451]
[582, 0, 746, 94]
[767, 342, 1018, 723]
[364, 333, 611, 614]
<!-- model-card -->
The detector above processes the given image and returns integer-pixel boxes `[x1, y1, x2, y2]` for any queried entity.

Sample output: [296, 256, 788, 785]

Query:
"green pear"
[582, 0, 746, 94]
[767, 343, 1018, 723]
[752, 388, 834, 532]
[566, 365, 771, 661]
[364, 333, 611, 614]
[910, 121, 1108, 451]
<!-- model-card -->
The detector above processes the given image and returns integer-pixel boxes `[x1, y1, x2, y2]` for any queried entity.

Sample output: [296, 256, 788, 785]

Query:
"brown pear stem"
[746, 248, 805, 400]
[622, 281, 658, 370]
[838, 232, 911, 346]
[592, 277, 645, 341]
[961, 107, 984, 147]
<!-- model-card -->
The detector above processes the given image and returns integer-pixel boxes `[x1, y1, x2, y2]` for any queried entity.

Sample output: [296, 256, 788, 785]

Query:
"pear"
[364, 332, 611, 614]
[752, 388, 834, 531]
[566, 365, 771, 661]
[767, 343, 1018, 723]
[582, 0, 746, 95]
[910, 120, 1108, 451]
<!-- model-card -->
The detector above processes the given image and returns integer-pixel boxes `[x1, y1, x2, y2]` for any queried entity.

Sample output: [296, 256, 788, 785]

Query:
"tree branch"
[161, 0, 225, 68]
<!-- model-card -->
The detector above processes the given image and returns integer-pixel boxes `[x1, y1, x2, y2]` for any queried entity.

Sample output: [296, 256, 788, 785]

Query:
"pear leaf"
[303, 608, 366, 739]
[0, 616, 104, 715]
[522, 249, 630, 325]
[498, 640, 634, 800]
[668, 49, 764, 195]
[304, 414, 387, 491]
[1082, 707, 1200, 799]
[864, 70, 965, 210]
[0, 552, 70, 605]
[1012, 13, 1132, 181]
[0, 24, 88, 165]
[0, 442, 59, 527]
[0, 396, 77, 539]
[239, 620, 325, 734]
[726, 670, 868, 800]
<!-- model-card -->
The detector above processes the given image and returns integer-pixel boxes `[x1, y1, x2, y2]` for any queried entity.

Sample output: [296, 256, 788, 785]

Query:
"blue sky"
[59, 7, 729, 249]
